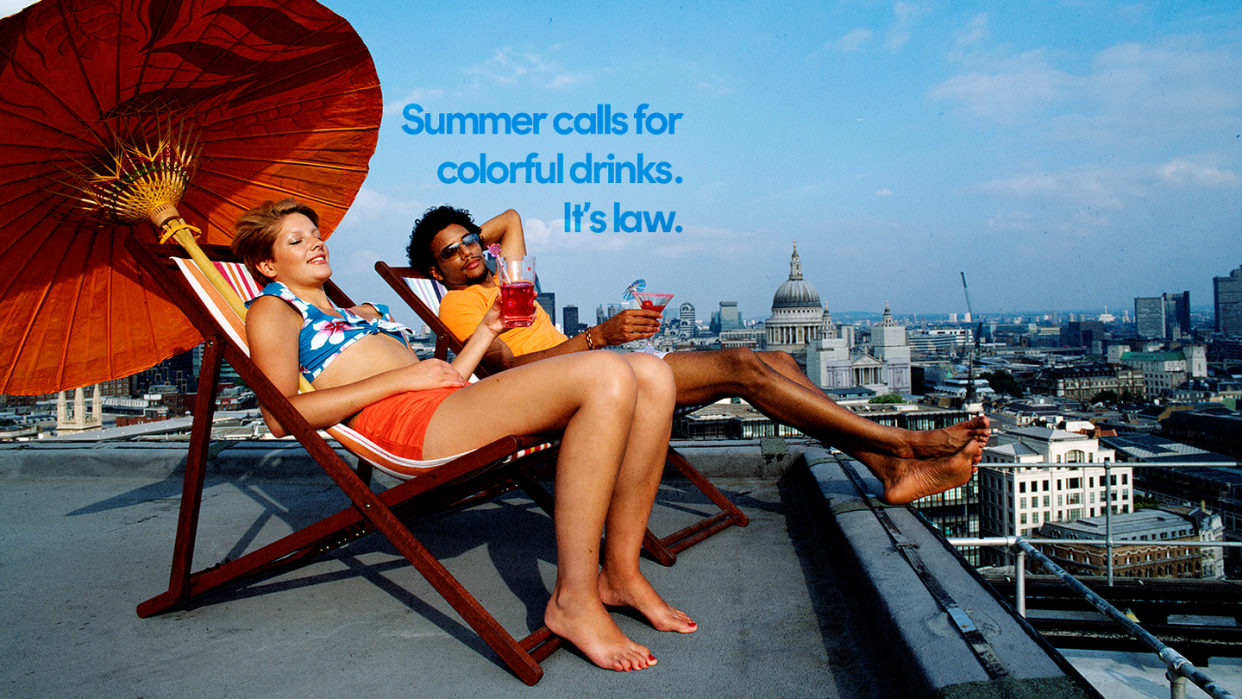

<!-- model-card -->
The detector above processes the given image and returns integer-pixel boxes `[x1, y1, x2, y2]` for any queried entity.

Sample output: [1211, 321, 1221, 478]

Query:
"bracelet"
[584, 326, 596, 350]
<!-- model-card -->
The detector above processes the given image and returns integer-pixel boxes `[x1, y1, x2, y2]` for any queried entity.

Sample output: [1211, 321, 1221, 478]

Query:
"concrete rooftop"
[0, 438, 1099, 698]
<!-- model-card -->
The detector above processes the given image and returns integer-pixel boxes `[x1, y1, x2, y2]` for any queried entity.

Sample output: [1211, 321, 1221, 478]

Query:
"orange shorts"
[349, 386, 463, 461]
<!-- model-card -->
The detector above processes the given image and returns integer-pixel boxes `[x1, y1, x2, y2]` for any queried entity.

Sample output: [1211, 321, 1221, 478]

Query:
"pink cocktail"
[631, 291, 673, 353]
[500, 280, 537, 328]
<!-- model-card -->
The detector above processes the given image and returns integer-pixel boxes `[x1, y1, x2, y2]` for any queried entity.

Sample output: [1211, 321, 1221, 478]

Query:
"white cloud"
[463, 47, 587, 90]
[966, 167, 1126, 212]
[874, 188, 892, 196]
[549, 73, 589, 89]
[929, 50, 1071, 124]
[337, 188, 425, 225]
[1157, 160, 1241, 187]
[953, 14, 990, 49]
[886, 31, 912, 52]
[838, 28, 874, 53]
[933, 37, 1242, 151]
[886, 2, 930, 51]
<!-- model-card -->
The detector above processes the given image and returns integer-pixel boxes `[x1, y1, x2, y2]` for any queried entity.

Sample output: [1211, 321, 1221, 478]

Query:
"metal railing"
[948, 458, 1242, 698]
[948, 535, 1237, 699]
[973, 460, 1239, 584]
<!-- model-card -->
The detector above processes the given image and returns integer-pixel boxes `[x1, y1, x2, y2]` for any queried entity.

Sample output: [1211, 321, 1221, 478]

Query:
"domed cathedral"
[765, 243, 826, 359]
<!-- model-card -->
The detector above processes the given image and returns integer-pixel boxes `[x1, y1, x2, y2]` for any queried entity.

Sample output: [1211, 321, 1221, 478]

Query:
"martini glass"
[632, 291, 673, 354]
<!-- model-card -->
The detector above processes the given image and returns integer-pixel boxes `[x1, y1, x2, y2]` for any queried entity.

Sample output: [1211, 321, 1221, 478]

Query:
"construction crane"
[960, 273, 982, 411]
[960, 272, 973, 323]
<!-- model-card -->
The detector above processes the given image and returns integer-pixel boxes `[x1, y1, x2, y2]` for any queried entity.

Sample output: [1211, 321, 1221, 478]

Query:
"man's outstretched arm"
[441, 299, 662, 374]
[499, 309, 663, 368]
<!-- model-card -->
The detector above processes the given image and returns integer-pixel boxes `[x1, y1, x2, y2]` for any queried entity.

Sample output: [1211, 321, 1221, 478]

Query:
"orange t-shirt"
[439, 282, 567, 356]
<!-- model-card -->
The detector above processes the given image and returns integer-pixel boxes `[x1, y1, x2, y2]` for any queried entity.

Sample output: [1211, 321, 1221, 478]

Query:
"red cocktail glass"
[632, 291, 673, 353]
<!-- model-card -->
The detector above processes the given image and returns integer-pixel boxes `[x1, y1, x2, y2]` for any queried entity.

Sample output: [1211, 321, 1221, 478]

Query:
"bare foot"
[545, 587, 657, 672]
[598, 568, 697, 633]
[902, 415, 990, 460]
[853, 439, 983, 505]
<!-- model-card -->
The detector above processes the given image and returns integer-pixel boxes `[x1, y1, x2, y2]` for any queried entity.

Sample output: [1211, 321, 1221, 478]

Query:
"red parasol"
[0, 0, 381, 395]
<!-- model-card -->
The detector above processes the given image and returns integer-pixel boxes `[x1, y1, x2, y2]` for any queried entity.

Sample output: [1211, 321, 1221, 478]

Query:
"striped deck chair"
[375, 261, 750, 565]
[126, 239, 570, 685]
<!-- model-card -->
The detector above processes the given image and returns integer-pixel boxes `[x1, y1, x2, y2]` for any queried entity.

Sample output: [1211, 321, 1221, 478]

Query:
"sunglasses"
[437, 232, 483, 261]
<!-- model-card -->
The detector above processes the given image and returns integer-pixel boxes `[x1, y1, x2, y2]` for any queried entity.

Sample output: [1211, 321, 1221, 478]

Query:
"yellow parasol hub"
[72, 117, 316, 394]
[67, 120, 243, 317]
[85, 134, 196, 225]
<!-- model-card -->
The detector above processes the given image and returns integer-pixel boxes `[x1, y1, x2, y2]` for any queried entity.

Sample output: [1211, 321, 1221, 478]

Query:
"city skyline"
[2, 0, 1239, 329]
[319, 0, 1242, 328]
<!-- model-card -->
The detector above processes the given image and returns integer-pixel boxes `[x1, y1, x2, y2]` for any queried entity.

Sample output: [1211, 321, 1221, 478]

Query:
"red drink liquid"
[640, 299, 668, 313]
[500, 280, 537, 328]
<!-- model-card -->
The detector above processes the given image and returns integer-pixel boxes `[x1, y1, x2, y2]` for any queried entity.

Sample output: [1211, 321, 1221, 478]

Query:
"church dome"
[771, 243, 821, 310]
[773, 278, 821, 309]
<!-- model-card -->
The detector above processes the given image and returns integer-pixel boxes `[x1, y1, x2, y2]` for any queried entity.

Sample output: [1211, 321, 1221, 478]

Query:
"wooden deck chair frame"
[375, 261, 750, 564]
[127, 238, 572, 685]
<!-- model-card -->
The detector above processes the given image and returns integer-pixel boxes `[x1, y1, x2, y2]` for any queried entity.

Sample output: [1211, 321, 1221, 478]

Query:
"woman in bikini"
[233, 198, 695, 673]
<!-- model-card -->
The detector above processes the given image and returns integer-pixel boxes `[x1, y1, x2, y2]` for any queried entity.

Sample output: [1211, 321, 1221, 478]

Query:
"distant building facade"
[596, 303, 624, 324]
[716, 301, 742, 332]
[1060, 320, 1106, 349]
[908, 327, 970, 355]
[677, 302, 696, 339]
[1120, 348, 1206, 397]
[535, 292, 555, 325]
[1030, 364, 1145, 401]
[1135, 292, 1189, 341]
[1132, 293, 1187, 342]
[1158, 411, 1242, 461]
[1215, 265, 1242, 337]
[805, 305, 912, 396]
[1037, 507, 1224, 580]
[1134, 296, 1165, 339]
[1164, 291, 1190, 339]
[134, 350, 197, 395]
[562, 305, 585, 337]
[866, 304, 912, 394]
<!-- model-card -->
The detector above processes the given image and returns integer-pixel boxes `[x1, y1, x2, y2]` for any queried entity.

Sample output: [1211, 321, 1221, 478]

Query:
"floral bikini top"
[251, 282, 417, 383]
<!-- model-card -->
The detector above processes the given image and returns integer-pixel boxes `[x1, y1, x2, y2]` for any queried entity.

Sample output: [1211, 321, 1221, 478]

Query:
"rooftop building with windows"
[977, 426, 1128, 565]
[1037, 506, 1225, 580]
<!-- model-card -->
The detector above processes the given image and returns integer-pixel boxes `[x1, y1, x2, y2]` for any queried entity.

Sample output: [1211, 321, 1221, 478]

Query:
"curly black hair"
[407, 205, 482, 275]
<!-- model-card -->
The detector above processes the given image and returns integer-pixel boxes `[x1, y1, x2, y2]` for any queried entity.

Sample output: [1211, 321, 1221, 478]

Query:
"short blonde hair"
[230, 198, 321, 285]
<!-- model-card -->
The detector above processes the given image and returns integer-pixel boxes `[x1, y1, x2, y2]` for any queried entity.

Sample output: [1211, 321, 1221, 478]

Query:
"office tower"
[679, 302, 695, 327]
[677, 302, 696, 338]
[1163, 291, 1190, 339]
[1215, 265, 1242, 337]
[1134, 297, 1165, 339]
[1136, 292, 1190, 340]
[535, 292, 554, 324]
[718, 301, 742, 331]
[562, 305, 583, 336]
[1060, 320, 1105, 348]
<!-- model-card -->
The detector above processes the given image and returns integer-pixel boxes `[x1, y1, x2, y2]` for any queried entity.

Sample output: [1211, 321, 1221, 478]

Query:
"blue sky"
[7, 0, 1240, 326]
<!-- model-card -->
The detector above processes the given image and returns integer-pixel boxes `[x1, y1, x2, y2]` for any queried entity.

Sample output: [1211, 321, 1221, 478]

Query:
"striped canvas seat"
[174, 258, 555, 479]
